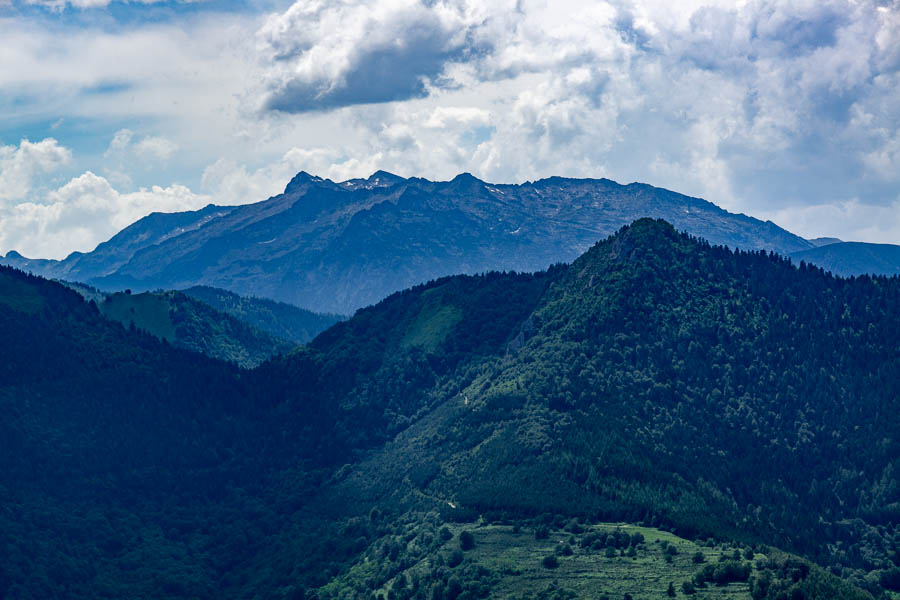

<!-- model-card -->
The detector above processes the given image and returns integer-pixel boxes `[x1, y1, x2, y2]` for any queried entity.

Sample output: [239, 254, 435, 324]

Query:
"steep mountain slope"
[252, 220, 898, 591]
[2, 221, 898, 599]
[791, 241, 900, 277]
[0, 264, 559, 599]
[2, 172, 813, 313]
[1, 203, 235, 281]
[181, 285, 344, 344]
[98, 289, 296, 367]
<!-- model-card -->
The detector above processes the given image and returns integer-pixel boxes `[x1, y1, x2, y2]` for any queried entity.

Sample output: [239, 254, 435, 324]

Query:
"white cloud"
[104, 129, 134, 158]
[255, 0, 514, 112]
[0, 171, 210, 259]
[0, 138, 72, 202]
[4, 0, 900, 256]
[103, 129, 179, 171]
[201, 147, 383, 205]
[0, 16, 256, 150]
[134, 137, 178, 162]
[766, 197, 900, 245]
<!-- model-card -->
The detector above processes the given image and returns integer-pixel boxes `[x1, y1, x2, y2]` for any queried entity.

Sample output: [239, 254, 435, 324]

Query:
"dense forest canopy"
[1, 219, 897, 599]
[180, 285, 344, 345]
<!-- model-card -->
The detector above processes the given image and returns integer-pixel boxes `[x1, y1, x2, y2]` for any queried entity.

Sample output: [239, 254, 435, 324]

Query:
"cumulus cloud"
[247, 0, 900, 231]
[104, 129, 135, 158]
[0, 138, 72, 202]
[135, 137, 178, 162]
[0, 172, 210, 259]
[4, 0, 900, 254]
[256, 0, 510, 113]
[201, 147, 386, 204]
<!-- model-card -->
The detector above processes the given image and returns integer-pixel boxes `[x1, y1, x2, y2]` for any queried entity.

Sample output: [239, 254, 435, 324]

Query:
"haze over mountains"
[790, 242, 900, 277]
[7, 171, 895, 315]
[2, 220, 897, 599]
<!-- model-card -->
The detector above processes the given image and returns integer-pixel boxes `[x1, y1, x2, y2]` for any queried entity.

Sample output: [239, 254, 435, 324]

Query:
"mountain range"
[2, 219, 897, 599]
[11, 171, 896, 315]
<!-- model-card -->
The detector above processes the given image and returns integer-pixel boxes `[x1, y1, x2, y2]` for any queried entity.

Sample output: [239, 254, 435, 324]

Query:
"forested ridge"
[99, 288, 297, 367]
[1, 219, 897, 599]
[180, 285, 344, 345]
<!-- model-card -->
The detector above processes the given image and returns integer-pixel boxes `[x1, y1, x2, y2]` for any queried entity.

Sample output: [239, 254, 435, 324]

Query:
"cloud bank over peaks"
[1, 170, 210, 260]
[3, 0, 900, 254]
[249, 0, 900, 218]
[0, 137, 209, 259]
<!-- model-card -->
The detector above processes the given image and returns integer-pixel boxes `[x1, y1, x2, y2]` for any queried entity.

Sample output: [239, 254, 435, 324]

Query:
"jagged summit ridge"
[2, 172, 819, 313]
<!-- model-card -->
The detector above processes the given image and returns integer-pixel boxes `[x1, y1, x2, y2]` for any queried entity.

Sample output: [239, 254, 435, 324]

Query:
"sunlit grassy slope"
[322, 519, 869, 600]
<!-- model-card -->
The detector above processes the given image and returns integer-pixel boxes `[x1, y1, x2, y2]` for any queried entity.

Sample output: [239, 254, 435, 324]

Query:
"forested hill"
[180, 285, 344, 344]
[97, 289, 296, 367]
[2, 220, 899, 599]
[57, 282, 340, 367]
[252, 220, 899, 582]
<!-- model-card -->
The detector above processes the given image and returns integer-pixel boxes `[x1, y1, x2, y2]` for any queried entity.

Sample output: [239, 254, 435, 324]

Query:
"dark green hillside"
[253, 268, 558, 465]
[100, 289, 295, 367]
[2, 220, 898, 599]
[181, 285, 343, 344]
[57, 281, 310, 367]
[0, 267, 261, 598]
[250, 220, 898, 594]
[434, 220, 899, 565]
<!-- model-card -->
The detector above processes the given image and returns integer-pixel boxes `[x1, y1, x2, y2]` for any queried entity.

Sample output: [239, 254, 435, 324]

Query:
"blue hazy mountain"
[2, 204, 235, 283]
[1, 172, 815, 314]
[791, 241, 900, 277]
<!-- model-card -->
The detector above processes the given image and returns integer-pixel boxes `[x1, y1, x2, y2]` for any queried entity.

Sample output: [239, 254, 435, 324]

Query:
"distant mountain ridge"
[0, 170, 871, 314]
[791, 241, 900, 277]
[3, 204, 236, 283]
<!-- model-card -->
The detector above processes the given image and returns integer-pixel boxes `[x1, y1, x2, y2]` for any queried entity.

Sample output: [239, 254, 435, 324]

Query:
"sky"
[0, 0, 898, 259]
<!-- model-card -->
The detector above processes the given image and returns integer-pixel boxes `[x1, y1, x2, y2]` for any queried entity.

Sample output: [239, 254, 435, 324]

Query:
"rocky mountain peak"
[284, 171, 327, 194]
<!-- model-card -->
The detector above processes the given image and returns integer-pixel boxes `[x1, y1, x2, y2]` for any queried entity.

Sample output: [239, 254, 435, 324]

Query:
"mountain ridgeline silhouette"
[1, 172, 818, 314]
[1, 219, 897, 599]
